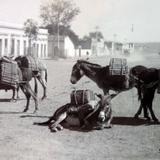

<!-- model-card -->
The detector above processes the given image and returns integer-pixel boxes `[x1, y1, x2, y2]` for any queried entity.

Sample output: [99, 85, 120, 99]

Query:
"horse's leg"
[20, 84, 31, 112]
[16, 85, 20, 99]
[11, 88, 16, 101]
[34, 77, 38, 97]
[147, 102, 159, 122]
[142, 104, 150, 120]
[105, 117, 113, 128]
[37, 71, 47, 100]
[134, 103, 143, 118]
[49, 112, 67, 132]
[26, 83, 38, 113]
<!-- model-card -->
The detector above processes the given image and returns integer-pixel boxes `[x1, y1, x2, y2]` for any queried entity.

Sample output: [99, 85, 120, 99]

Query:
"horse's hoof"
[50, 127, 58, 132]
[10, 99, 17, 102]
[94, 125, 104, 130]
[153, 119, 159, 124]
[104, 124, 113, 129]
[144, 117, 151, 121]
[16, 97, 20, 100]
[33, 109, 38, 114]
[134, 114, 139, 119]
[23, 109, 28, 112]
[57, 125, 63, 131]
[41, 96, 47, 101]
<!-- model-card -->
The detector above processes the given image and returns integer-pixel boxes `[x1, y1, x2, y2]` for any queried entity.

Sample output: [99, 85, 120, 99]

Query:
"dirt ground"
[0, 54, 160, 160]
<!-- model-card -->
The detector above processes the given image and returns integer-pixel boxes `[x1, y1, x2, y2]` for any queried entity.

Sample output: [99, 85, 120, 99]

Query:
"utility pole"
[57, 22, 60, 50]
[130, 24, 134, 54]
[95, 26, 99, 56]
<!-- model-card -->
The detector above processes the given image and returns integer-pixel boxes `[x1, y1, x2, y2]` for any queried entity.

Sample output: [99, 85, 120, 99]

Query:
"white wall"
[64, 36, 75, 57]
[0, 21, 48, 58]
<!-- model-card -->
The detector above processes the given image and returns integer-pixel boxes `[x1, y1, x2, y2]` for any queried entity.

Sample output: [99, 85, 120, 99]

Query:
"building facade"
[0, 21, 48, 58]
[48, 35, 75, 58]
[75, 39, 92, 57]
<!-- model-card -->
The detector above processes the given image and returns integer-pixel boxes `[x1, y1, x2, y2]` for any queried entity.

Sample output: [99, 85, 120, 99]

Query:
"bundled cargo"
[20, 55, 39, 71]
[109, 58, 128, 76]
[70, 90, 96, 105]
[0, 61, 19, 86]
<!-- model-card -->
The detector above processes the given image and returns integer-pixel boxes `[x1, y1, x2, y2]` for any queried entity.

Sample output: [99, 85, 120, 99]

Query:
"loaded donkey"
[34, 90, 117, 132]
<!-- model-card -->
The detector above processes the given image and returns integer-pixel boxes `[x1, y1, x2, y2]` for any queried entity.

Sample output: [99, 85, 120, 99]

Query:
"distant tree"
[40, 0, 80, 57]
[24, 18, 39, 55]
[40, 0, 80, 28]
[82, 31, 104, 42]
[46, 24, 79, 47]
[89, 31, 104, 40]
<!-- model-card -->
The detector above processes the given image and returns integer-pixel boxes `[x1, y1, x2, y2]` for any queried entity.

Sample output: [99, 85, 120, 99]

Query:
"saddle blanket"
[22, 55, 39, 71]
[109, 58, 128, 76]
[70, 90, 96, 105]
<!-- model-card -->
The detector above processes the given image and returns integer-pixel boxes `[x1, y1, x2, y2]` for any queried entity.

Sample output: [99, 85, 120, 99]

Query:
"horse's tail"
[33, 117, 54, 126]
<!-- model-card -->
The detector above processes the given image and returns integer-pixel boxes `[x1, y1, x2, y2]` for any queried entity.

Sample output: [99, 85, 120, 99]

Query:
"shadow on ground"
[112, 116, 160, 126]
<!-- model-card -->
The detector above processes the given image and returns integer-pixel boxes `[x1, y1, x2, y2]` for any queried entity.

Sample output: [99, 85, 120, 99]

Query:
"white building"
[75, 39, 92, 57]
[0, 21, 48, 58]
[48, 35, 75, 58]
[91, 38, 110, 56]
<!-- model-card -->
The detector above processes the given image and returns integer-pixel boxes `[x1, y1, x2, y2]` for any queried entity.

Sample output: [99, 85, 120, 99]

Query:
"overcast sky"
[0, 0, 160, 42]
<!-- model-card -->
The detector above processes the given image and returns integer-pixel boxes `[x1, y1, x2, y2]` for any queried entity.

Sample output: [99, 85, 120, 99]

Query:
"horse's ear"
[95, 93, 102, 99]
[109, 93, 118, 99]
[77, 59, 82, 63]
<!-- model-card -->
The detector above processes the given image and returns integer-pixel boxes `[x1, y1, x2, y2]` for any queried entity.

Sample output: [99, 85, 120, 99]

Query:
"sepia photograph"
[0, 0, 160, 159]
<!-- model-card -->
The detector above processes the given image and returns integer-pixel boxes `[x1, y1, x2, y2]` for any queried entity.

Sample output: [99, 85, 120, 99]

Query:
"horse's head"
[70, 60, 84, 84]
[129, 65, 147, 87]
[96, 93, 117, 123]
[15, 56, 23, 68]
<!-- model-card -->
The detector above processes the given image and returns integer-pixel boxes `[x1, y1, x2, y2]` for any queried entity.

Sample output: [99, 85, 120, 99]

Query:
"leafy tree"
[40, 0, 80, 57]
[40, 0, 80, 27]
[24, 19, 39, 55]
[89, 31, 104, 40]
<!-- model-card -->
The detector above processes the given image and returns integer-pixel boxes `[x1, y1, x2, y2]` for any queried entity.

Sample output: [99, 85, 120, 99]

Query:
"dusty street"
[0, 54, 160, 160]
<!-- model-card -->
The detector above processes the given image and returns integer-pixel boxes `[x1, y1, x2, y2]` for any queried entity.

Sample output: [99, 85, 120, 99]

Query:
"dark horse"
[130, 65, 159, 122]
[15, 56, 47, 100]
[34, 93, 117, 132]
[70, 60, 135, 94]
[70, 60, 159, 122]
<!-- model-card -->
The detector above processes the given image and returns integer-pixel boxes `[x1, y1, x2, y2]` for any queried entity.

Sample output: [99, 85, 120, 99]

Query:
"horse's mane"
[77, 60, 102, 68]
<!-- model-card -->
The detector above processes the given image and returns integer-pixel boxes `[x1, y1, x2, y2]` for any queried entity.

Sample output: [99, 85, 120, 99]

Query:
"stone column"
[45, 42, 48, 58]
[1, 38, 5, 56]
[7, 34, 11, 56]
[38, 43, 41, 58]
[14, 38, 17, 57]
[19, 37, 23, 56]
